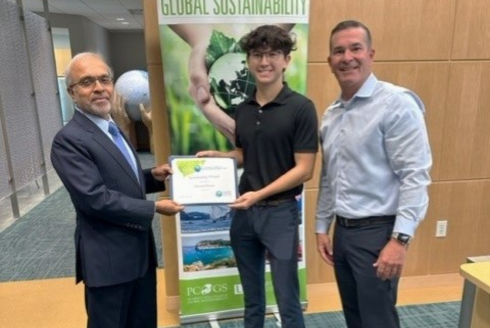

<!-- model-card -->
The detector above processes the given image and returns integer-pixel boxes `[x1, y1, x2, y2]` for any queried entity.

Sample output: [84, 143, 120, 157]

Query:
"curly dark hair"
[239, 25, 297, 56]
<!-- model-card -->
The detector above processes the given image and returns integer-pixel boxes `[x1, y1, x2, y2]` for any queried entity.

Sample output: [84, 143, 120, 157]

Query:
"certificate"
[169, 156, 238, 205]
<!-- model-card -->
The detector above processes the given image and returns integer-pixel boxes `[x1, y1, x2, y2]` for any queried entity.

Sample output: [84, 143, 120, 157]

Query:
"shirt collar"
[333, 73, 378, 108]
[245, 82, 293, 106]
[355, 73, 378, 98]
[75, 106, 112, 132]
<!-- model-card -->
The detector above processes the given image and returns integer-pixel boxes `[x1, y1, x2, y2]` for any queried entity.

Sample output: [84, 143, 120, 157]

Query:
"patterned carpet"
[0, 152, 163, 282]
[171, 302, 461, 328]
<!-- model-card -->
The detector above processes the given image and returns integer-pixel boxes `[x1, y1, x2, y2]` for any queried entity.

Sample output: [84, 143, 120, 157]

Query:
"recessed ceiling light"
[121, 22, 130, 25]
[116, 18, 125, 21]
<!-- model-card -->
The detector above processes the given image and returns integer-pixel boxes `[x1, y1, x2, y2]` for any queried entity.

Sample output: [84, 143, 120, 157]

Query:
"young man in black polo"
[198, 25, 318, 328]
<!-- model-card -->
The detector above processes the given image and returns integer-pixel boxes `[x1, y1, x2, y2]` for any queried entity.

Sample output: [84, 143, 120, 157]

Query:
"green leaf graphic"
[176, 159, 206, 177]
[205, 30, 241, 70]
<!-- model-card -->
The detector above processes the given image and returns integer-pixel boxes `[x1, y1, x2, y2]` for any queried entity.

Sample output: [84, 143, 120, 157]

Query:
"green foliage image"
[209, 53, 255, 117]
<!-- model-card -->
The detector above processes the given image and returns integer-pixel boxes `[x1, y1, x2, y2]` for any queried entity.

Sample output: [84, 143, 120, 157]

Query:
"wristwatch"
[392, 232, 412, 245]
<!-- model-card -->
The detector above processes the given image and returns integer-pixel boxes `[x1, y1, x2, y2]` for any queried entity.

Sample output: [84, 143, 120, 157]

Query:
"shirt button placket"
[256, 108, 262, 132]
[337, 108, 348, 206]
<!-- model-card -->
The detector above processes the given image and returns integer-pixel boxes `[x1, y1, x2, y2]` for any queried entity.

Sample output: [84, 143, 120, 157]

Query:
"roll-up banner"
[157, 0, 311, 324]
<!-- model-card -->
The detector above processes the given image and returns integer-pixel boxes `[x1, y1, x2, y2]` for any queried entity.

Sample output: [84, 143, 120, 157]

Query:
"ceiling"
[10, 0, 144, 30]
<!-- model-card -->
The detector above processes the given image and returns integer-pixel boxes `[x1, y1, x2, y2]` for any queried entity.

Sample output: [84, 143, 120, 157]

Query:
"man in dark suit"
[51, 52, 184, 328]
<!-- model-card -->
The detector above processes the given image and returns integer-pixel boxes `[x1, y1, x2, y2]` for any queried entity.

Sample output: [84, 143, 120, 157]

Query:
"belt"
[336, 215, 395, 228]
[255, 197, 295, 207]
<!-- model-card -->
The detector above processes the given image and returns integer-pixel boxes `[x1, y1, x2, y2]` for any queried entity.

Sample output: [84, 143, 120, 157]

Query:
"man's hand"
[316, 233, 334, 265]
[111, 92, 131, 137]
[373, 239, 407, 280]
[139, 103, 154, 153]
[155, 199, 184, 216]
[195, 150, 221, 157]
[229, 191, 261, 210]
[151, 164, 172, 181]
[139, 103, 152, 132]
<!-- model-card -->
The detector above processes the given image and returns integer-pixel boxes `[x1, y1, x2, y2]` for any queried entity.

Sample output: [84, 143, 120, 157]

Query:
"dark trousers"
[230, 201, 305, 328]
[85, 264, 157, 328]
[333, 221, 400, 328]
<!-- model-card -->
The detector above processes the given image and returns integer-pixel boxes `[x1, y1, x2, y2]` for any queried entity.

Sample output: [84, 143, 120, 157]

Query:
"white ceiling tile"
[83, 0, 119, 3]
[134, 15, 144, 27]
[12, 0, 145, 30]
[84, 3, 129, 15]
[47, 1, 92, 15]
[118, 0, 143, 10]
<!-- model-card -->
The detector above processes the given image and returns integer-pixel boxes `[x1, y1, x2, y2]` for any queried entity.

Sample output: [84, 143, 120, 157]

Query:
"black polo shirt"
[235, 83, 318, 200]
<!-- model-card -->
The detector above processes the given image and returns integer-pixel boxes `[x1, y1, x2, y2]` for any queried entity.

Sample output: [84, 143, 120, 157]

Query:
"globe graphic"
[114, 70, 150, 121]
[208, 53, 256, 118]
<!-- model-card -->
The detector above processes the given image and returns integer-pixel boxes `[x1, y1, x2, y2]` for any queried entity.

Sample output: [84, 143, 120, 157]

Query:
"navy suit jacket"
[51, 111, 165, 288]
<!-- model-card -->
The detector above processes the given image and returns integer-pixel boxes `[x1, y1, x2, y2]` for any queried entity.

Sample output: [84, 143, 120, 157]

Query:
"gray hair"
[64, 52, 113, 88]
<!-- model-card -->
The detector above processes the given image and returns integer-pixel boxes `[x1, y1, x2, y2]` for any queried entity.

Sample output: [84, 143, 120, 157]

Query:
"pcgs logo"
[186, 283, 228, 296]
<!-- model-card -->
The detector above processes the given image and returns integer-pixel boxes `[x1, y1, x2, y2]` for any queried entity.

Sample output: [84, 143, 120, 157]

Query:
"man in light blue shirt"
[315, 20, 432, 328]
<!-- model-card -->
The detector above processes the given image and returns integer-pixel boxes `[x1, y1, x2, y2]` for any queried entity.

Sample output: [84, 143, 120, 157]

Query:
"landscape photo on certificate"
[180, 204, 233, 233]
[181, 231, 236, 272]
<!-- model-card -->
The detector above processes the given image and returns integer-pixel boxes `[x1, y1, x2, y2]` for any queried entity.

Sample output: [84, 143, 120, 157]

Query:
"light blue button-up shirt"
[76, 108, 138, 175]
[315, 74, 432, 237]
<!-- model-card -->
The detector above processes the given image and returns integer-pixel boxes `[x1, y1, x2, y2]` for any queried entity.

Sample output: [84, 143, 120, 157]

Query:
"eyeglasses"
[69, 75, 113, 89]
[249, 50, 283, 63]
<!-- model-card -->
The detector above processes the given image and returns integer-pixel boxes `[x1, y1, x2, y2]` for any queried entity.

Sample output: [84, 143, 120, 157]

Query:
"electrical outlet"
[436, 220, 448, 237]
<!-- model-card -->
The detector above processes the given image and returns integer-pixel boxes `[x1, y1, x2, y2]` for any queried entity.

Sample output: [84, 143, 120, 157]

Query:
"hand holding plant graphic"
[169, 24, 237, 143]
[169, 24, 213, 104]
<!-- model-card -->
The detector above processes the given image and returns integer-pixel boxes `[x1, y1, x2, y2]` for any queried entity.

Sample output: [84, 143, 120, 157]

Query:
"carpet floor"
[0, 152, 163, 282]
[172, 301, 461, 328]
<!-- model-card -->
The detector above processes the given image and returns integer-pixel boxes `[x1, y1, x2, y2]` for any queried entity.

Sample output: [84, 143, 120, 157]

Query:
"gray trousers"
[333, 221, 401, 328]
[230, 200, 304, 328]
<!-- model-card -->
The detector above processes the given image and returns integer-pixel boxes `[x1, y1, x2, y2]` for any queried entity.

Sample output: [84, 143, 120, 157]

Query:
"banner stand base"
[207, 312, 282, 327]
[273, 311, 281, 327]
